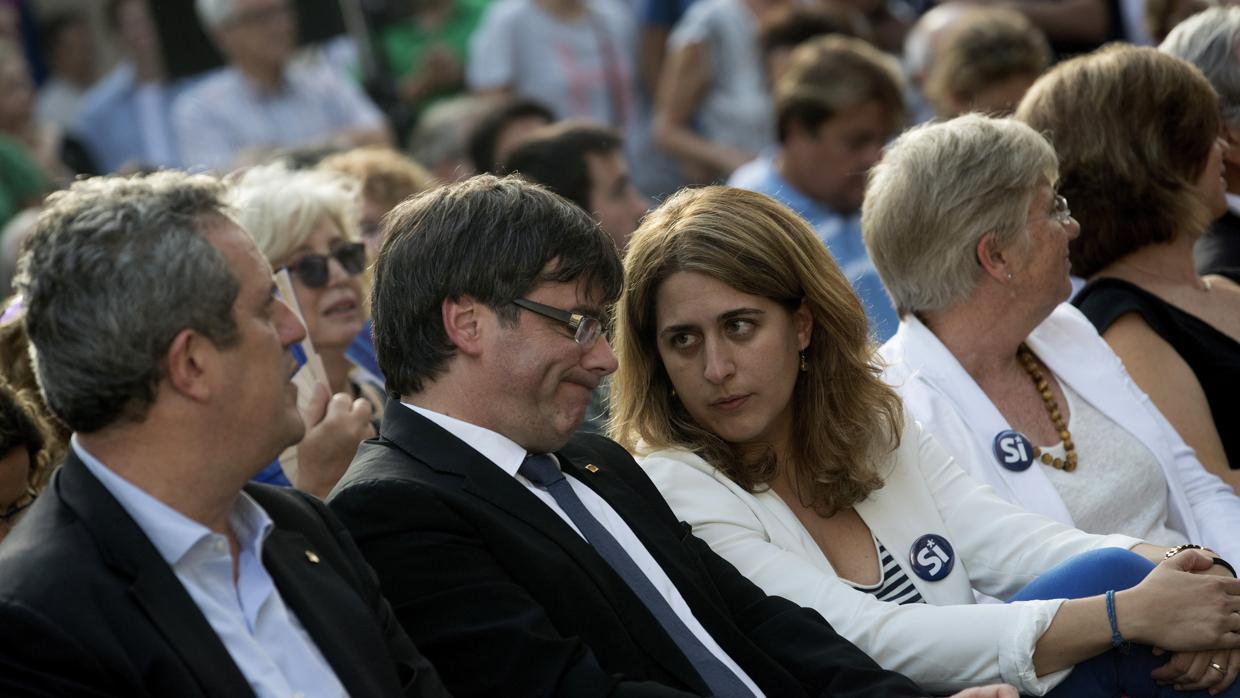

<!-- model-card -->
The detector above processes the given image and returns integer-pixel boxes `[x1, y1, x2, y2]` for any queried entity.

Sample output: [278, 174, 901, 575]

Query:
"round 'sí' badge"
[992, 429, 1035, 472]
[909, 534, 955, 582]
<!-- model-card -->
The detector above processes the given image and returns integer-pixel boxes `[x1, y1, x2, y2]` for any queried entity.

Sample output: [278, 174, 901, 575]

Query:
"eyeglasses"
[282, 243, 367, 289]
[0, 487, 37, 524]
[512, 298, 604, 347]
[1043, 194, 1072, 225]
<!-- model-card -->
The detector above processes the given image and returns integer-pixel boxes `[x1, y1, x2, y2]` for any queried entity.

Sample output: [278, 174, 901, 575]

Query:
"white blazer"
[879, 303, 1240, 563]
[639, 418, 1140, 695]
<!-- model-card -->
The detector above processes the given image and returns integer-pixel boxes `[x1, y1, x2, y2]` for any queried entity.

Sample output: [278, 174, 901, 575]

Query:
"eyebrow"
[658, 307, 765, 336]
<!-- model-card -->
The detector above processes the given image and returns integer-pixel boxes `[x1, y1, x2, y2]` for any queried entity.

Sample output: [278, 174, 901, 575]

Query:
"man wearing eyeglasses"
[326, 175, 933, 697]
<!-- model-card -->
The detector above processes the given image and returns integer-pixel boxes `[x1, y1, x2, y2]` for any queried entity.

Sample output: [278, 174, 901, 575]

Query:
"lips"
[711, 394, 750, 411]
[323, 297, 357, 317]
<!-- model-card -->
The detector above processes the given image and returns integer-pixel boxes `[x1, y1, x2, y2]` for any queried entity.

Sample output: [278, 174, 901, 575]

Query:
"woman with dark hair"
[610, 184, 1240, 696]
[1016, 45, 1240, 491]
[0, 380, 48, 540]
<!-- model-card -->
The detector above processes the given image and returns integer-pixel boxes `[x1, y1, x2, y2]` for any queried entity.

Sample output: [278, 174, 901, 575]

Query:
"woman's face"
[275, 217, 366, 354]
[654, 271, 811, 459]
[0, 59, 33, 133]
[1012, 182, 1080, 309]
[1196, 136, 1229, 221]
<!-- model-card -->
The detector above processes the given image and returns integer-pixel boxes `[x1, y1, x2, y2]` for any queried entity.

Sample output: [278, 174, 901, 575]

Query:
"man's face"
[585, 149, 648, 250]
[790, 100, 896, 214]
[480, 280, 618, 453]
[205, 215, 308, 466]
[218, 0, 296, 71]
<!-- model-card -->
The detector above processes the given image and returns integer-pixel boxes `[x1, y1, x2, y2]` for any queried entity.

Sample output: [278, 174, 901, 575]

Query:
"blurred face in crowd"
[218, 0, 296, 72]
[275, 217, 367, 354]
[484, 279, 617, 453]
[654, 271, 811, 459]
[49, 19, 96, 85]
[494, 114, 553, 168]
[585, 149, 648, 250]
[788, 100, 896, 215]
[115, 0, 163, 63]
[0, 446, 33, 541]
[948, 73, 1038, 118]
[205, 215, 309, 467]
[0, 52, 34, 133]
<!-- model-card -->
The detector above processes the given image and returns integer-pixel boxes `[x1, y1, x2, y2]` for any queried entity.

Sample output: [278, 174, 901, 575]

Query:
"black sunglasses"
[283, 243, 367, 289]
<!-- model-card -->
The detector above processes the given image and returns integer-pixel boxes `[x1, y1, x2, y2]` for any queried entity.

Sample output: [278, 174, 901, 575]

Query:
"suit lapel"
[57, 454, 254, 698]
[262, 528, 387, 698]
[380, 403, 708, 692]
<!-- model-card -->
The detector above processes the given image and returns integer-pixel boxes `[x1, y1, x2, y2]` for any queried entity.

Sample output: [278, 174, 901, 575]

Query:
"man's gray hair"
[16, 172, 241, 433]
[1161, 7, 1240, 127]
[862, 114, 1057, 316]
[195, 0, 237, 31]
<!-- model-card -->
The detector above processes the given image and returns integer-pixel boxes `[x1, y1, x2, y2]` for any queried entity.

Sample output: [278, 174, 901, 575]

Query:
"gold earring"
[799, 351, 808, 372]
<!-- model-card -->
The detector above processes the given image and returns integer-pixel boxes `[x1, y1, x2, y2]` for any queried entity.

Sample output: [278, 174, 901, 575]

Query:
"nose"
[584, 334, 619, 376]
[702, 338, 735, 385]
[1065, 214, 1081, 241]
[275, 297, 308, 346]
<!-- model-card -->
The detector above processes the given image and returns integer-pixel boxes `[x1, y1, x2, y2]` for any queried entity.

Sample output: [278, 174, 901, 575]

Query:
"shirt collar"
[72, 436, 273, 566]
[402, 402, 531, 477]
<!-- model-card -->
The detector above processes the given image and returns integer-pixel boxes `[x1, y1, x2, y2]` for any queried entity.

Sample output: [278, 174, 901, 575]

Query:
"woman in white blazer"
[861, 115, 1240, 573]
[609, 182, 1240, 696]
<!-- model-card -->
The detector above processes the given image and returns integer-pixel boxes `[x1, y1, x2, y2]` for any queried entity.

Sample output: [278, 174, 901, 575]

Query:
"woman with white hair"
[868, 113, 1240, 687]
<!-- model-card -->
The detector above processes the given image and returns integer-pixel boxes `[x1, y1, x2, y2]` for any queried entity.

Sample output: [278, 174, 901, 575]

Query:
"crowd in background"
[0, 0, 1240, 695]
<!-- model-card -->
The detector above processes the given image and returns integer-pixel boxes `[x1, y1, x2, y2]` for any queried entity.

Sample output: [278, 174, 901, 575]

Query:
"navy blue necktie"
[519, 454, 755, 698]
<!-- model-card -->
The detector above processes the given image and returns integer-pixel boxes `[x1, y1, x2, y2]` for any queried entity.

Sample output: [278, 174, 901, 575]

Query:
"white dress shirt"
[405, 402, 764, 697]
[73, 437, 347, 698]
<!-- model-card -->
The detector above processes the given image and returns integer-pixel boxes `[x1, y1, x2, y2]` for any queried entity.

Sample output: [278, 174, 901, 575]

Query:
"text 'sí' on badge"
[909, 534, 954, 582]
[992, 429, 1035, 472]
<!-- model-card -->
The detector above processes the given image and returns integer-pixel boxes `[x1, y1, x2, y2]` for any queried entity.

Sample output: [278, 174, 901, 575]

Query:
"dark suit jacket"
[0, 451, 451, 698]
[328, 402, 925, 698]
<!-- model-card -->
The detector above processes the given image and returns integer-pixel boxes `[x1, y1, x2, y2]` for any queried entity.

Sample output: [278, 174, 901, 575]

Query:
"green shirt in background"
[380, 0, 490, 114]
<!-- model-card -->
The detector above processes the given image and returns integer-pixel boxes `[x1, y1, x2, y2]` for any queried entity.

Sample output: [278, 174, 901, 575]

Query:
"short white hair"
[862, 114, 1057, 316]
[1161, 7, 1240, 127]
[195, 0, 237, 31]
[226, 161, 362, 266]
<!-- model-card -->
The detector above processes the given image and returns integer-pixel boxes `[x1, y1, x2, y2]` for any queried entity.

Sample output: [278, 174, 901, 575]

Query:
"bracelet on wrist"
[1164, 543, 1204, 559]
[1105, 589, 1131, 653]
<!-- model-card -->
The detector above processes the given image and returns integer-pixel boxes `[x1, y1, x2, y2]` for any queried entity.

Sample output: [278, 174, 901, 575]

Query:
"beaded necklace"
[1016, 344, 1077, 472]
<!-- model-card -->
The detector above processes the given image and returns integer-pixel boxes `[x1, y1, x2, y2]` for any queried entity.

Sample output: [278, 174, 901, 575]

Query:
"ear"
[975, 231, 1012, 284]
[164, 329, 213, 402]
[793, 300, 813, 351]
[442, 295, 486, 357]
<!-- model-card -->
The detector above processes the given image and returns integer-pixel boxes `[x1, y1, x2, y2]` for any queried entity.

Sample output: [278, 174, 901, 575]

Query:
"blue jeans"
[1009, 548, 1239, 698]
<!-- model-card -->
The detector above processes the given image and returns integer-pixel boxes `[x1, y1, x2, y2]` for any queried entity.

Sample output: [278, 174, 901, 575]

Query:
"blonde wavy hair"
[610, 187, 901, 515]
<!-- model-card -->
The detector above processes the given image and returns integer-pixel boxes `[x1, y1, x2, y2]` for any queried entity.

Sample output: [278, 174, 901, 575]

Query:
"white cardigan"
[879, 303, 1240, 564]
[638, 418, 1140, 695]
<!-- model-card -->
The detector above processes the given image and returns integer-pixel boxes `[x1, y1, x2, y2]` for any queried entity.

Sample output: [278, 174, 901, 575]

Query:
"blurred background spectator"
[33, 8, 95, 130]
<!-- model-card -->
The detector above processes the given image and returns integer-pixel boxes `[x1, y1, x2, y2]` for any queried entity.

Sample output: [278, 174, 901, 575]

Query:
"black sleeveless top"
[1074, 277, 1240, 469]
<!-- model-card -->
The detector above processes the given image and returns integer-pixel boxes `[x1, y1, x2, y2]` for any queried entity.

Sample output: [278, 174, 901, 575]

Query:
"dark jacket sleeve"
[0, 597, 134, 697]
[329, 478, 701, 698]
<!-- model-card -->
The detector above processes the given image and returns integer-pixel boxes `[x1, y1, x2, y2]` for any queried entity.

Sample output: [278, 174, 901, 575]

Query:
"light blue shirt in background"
[72, 437, 347, 698]
[729, 152, 899, 341]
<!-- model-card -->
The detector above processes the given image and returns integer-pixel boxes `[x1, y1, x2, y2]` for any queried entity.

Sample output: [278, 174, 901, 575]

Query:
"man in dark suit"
[328, 175, 1012, 698]
[0, 172, 449, 697]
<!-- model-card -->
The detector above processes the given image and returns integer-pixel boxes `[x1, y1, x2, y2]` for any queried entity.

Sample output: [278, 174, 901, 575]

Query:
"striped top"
[841, 536, 925, 605]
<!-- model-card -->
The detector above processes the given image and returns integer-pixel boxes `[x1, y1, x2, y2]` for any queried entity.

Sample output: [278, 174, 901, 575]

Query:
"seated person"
[327, 174, 1009, 698]
[0, 380, 48, 541]
[464, 96, 554, 175]
[868, 114, 1240, 564]
[174, 0, 392, 172]
[227, 162, 378, 495]
[922, 7, 1050, 118]
[729, 36, 903, 340]
[1016, 45, 1240, 491]
[609, 183, 1240, 696]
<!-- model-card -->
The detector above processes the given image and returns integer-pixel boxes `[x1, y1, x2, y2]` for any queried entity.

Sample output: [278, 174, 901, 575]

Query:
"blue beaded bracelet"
[1105, 590, 1130, 653]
